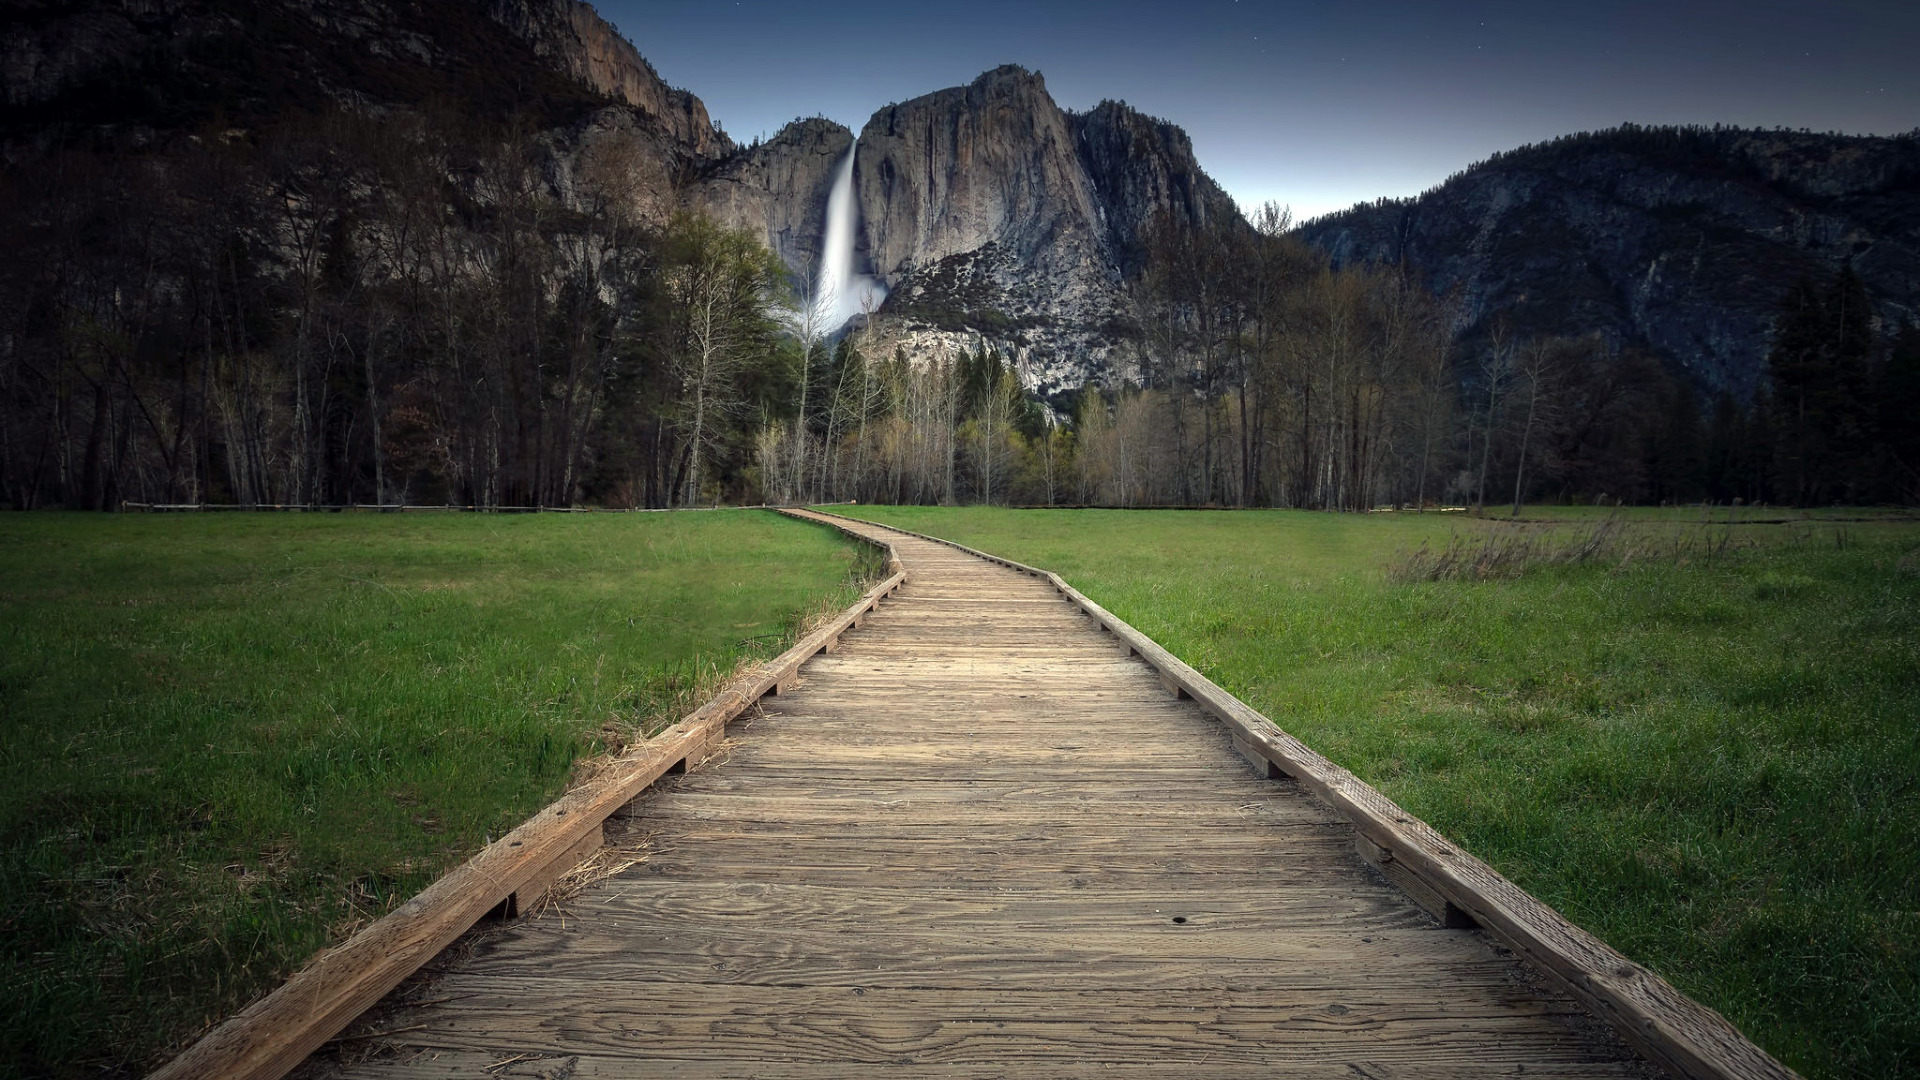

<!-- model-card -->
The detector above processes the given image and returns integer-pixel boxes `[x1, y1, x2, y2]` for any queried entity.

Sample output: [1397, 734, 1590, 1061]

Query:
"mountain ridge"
[1294, 124, 1920, 398]
[10, 3, 1917, 401]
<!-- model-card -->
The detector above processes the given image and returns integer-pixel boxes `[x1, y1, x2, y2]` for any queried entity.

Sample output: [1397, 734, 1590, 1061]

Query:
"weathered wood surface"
[312, 511, 1662, 1079]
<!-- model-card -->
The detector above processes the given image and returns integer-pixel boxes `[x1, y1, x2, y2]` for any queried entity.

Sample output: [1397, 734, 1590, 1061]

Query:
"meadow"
[0, 510, 871, 1078]
[834, 504, 1920, 1080]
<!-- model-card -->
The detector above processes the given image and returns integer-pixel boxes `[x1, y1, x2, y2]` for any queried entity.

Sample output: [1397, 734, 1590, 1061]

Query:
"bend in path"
[314, 511, 1651, 1079]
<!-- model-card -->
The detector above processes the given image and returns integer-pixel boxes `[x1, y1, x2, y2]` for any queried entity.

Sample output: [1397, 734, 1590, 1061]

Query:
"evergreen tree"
[1703, 392, 1744, 502]
[1645, 381, 1705, 503]
[1877, 322, 1920, 502]
[1765, 268, 1876, 504]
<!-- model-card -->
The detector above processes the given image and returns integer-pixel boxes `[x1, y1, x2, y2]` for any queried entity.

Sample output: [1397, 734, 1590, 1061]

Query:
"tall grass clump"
[1388, 510, 1749, 582]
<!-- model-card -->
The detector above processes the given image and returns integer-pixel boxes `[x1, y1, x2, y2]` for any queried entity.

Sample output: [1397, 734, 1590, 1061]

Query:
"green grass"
[832, 504, 1920, 1080]
[0, 510, 869, 1079]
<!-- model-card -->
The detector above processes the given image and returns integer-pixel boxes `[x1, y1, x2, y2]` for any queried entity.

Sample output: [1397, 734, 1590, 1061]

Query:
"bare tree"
[968, 361, 1023, 504]
[660, 214, 783, 506]
[1510, 336, 1560, 516]
[1472, 321, 1517, 512]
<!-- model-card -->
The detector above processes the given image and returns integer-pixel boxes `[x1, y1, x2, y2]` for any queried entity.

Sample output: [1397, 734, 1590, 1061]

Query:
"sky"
[597, 0, 1920, 222]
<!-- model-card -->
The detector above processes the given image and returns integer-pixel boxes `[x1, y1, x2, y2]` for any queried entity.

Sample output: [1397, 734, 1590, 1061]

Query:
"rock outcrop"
[480, 0, 728, 157]
[859, 66, 1106, 282]
[1295, 126, 1920, 398]
[1074, 99, 1243, 278]
[2, 0, 733, 171]
[693, 118, 855, 282]
[849, 66, 1239, 398]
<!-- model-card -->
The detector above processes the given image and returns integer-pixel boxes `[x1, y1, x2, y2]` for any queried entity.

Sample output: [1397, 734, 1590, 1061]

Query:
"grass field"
[833, 504, 1920, 1080]
[0, 510, 870, 1079]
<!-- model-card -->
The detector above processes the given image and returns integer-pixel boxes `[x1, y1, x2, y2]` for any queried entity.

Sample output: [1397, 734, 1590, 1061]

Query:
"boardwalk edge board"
[813, 510, 1798, 1080]
[147, 517, 905, 1080]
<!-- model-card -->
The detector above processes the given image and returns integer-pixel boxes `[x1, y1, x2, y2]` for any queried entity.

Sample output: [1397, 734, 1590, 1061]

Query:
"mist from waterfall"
[811, 144, 887, 335]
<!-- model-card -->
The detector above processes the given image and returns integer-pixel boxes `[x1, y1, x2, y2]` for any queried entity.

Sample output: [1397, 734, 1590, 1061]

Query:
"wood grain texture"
[334, 1049, 1653, 1080]
[298, 509, 1675, 1080]
[843, 513, 1799, 1080]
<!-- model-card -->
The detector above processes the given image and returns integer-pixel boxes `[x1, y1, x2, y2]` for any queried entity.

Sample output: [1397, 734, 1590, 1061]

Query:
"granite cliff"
[4, 0, 751, 247]
[1295, 126, 1920, 398]
[2, 0, 732, 183]
[853, 66, 1240, 399]
[480, 0, 726, 156]
[690, 67, 1240, 400]
[693, 118, 855, 285]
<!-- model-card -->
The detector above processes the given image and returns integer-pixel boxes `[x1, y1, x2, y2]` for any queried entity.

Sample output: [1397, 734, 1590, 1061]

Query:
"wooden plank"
[442, 925, 1532, 983]
[625, 859, 1387, 891]
[493, 822, 603, 920]
[319, 980, 1620, 1068]
[634, 796, 1338, 827]
[637, 775, 1293, 801]
[833, 512, 1797, 1080]
[544, 879, 1434, 930]
[334, 1050, 1653, 1080]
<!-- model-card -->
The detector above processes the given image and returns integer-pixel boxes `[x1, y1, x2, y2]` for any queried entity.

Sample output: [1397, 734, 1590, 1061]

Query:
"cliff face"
[1, 0, 737, 251]
[852, 66, 1239, 396]
[859, 66, 1105, 280]
[480, 0, 728, 157]
[1, 0, 732, 166]
[693, 118, 855, 281]
[1295, 127, 1920, 398]
[1073, 99, 1243, 278]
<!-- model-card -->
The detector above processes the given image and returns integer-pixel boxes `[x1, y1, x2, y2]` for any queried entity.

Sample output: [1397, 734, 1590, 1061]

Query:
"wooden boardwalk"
[318, 513, 1651, 1079]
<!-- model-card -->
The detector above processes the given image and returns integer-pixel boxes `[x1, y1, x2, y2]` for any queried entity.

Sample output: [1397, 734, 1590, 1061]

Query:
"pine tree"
[1877, 322, 1920, 502]
[1765, 268, 1876, 505]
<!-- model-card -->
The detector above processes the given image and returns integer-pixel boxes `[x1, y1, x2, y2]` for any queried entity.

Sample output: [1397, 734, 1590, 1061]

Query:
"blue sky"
[598, 0, 1920, 221]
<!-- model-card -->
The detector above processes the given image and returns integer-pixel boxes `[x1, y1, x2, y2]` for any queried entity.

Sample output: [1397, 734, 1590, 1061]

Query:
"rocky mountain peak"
[843, 66, 1237, 395]
[859, 63, 1100, 278]
[971, 63, 1050, 93]
[1074, 99, 1242, 278]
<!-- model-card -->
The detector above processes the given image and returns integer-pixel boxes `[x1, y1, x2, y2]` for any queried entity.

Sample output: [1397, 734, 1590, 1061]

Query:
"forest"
[3, 107, 1916, 511]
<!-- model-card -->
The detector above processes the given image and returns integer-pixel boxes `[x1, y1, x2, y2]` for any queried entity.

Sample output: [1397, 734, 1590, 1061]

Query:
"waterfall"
[812, 144, 887, 334]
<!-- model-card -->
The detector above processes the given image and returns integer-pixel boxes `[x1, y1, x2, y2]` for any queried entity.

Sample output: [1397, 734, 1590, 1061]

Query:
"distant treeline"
[4, 110, 1914, 511]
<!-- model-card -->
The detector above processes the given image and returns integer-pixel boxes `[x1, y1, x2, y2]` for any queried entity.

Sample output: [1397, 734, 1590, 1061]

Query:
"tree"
[1509, 336, 1559, 515]
[1876, 322, 1920, 502]
[1471, 321, 1517, 512]
[1767, 269, 1875, 505]
[1644, 380, 1705, 504]
[1408, 292, 1457, 510]
[965, 349, 1025, 504]
[658, 213, 784, 506]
